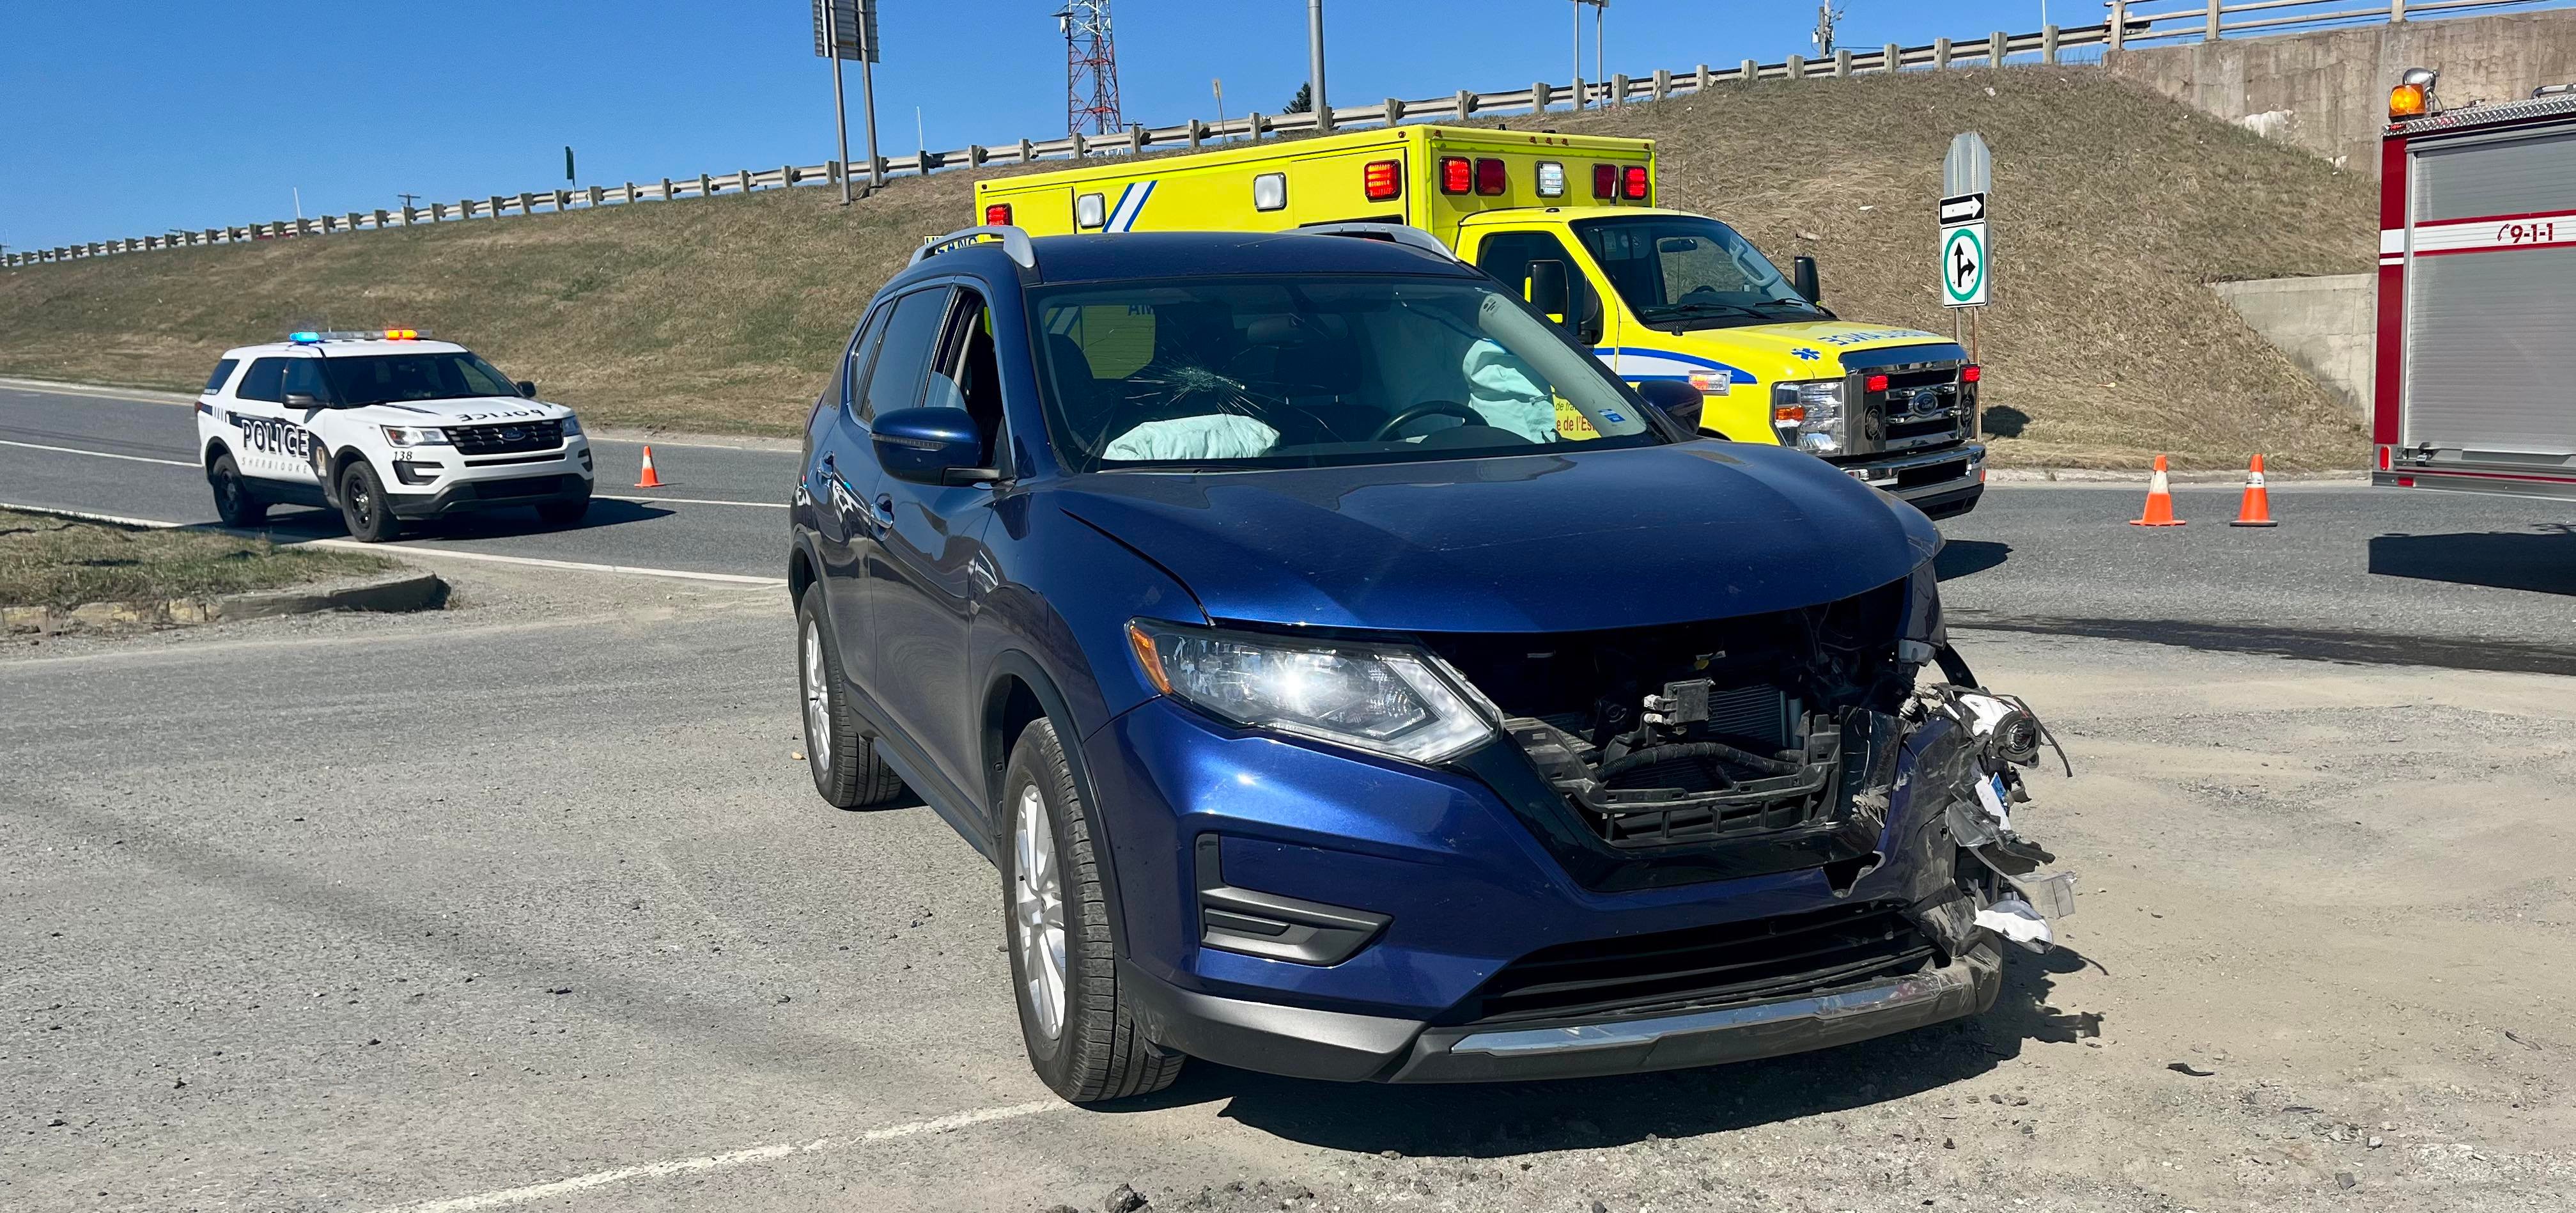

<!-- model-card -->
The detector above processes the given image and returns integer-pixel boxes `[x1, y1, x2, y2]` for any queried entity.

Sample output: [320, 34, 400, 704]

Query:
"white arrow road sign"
[1940, 191, 1989, 308]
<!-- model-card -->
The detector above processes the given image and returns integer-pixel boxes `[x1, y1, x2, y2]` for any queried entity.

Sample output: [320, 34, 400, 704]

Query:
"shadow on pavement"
[1934, 540, 2010, 581]
[2368, 528, 2576, 597]
[1112, 946, 2100, 1157]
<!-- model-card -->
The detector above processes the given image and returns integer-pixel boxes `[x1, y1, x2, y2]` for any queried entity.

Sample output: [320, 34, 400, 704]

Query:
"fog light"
[1799, 432, 1842, 455]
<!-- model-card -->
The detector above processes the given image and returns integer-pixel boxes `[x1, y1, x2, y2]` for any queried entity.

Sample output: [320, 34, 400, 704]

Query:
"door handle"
[869, 494, 896, 529]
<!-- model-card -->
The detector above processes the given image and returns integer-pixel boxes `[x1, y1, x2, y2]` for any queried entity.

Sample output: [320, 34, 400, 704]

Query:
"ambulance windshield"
[1572, 215, 1827, 331]
[1032, 276, 1664, 473]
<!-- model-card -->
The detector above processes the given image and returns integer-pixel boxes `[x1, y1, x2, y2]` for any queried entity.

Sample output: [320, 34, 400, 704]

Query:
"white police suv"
[195, 330, 594, 541]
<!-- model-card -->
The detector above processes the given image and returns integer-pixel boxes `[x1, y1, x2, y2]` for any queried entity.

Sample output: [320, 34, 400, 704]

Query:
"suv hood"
[1054, 442, 1941, 634]
[353, 396, 571, 425]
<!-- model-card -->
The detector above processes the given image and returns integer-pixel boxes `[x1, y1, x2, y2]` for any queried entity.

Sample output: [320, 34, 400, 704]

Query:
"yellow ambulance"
[972, 124, 1985, 518]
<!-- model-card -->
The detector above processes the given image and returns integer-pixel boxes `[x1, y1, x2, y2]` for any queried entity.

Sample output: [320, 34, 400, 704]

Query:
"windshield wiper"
[1639, 301, 1760, 320]
[1745, 297, 1838, 320]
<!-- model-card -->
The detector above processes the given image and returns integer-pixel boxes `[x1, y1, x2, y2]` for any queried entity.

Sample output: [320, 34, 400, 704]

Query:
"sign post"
[1939, 132, 1992, 359]
[813, 0, 884, 202]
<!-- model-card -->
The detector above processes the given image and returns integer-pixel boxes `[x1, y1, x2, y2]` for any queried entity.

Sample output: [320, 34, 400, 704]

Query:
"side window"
[237, 357, 288, 403]
[856, 287, 954, 423]
[279, 358, 328, 403]
[839, 306, 896, 416]
[1474, 231, 1600, 344]
[202, 359, 240, 395]
[933, 288, 1007, 463]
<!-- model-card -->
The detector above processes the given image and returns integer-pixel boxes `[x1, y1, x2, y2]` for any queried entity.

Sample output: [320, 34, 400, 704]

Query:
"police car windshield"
[316, 352, 521, 406]
[1032, 276, 1662, 473]
[1571, 215, 1827, 331]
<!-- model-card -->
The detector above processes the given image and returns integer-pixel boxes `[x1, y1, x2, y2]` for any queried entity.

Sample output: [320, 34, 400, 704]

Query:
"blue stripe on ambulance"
[1106, 180, 1156, 233]
[1591, 347, 1755, 386]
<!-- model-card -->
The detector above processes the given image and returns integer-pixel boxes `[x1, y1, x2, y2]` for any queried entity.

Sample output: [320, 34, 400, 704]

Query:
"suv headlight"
[1771, 380, 1845, 455]
[381, 425, 451, 447]
[560, 415, 583, 437]
[1126, 620, 1493, 764]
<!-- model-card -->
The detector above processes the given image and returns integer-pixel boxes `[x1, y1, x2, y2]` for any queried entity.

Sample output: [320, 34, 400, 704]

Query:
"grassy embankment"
[0, 68, 2374, 469]
[0, 508, 391, 610]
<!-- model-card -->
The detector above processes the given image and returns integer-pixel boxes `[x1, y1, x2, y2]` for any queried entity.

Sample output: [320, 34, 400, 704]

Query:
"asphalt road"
[8, 568, 2571, 1212]
[5, 382, 2574, 670]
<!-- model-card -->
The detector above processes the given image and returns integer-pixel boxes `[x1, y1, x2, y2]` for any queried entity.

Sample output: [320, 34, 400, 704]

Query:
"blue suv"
[789, 225, 2068, 1104]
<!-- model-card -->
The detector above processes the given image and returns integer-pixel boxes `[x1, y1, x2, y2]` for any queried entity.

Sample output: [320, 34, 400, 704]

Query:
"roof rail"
[1294, 222, 1461, 264]
[911, 224, 1036, 270]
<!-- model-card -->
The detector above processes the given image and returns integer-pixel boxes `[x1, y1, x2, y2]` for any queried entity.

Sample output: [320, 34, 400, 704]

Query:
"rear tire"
[337, 460, 401, 543]
[208, 453, 267, 528]
[534, 493, 591, 528]
[1002, 717, 1184, 1104]
[796, 584, 904, 808]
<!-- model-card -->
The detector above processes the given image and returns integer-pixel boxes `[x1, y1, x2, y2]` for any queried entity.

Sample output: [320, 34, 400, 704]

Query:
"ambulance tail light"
[1474, 158, 1507, 196]
[1363, 159, 1402, 202]
[1961, 364, 1982, 383]
[1622, 166, 1650, 201]
[984, 203, 1013, 226]
[1439, 156, 1473, 194]
[1592, 164, 1617, 199]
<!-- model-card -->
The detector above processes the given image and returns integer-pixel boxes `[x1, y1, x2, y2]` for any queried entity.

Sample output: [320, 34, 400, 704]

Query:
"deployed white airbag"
[1102, 414, 1281, 462]
[1461, 339, 1558, 442]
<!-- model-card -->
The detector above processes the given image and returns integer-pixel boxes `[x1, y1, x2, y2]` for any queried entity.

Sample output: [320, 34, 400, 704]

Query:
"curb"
[3, 571, 448, 634]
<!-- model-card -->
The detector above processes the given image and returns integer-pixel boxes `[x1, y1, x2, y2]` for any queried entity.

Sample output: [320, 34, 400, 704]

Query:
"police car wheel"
[796, 584, 904, 808]
[337, 460, 401, 543]
[208, 453, 267, 527]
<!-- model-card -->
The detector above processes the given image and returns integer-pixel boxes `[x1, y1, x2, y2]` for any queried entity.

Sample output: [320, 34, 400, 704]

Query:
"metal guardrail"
[4, 0, 2564, 269]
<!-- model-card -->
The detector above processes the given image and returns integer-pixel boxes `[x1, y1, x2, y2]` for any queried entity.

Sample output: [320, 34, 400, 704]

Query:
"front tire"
[796, 584, 904, 808]
[336, 459, 401, 543]
[208, 452, 267, 527]
[1002, 717, 1184, 1104]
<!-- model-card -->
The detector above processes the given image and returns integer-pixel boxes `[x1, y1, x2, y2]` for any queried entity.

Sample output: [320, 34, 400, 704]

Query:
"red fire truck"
[2374, 69, 2576, 500]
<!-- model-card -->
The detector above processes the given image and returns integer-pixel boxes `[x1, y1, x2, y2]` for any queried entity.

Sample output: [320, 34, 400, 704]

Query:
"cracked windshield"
[1034, 276, 1658, 471]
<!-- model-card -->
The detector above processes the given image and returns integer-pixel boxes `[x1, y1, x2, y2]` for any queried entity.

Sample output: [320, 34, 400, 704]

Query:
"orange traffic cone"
[2130, 454, 2185, 526]
[2230, 454, 2276, 527]
[635, 446, 663, 489]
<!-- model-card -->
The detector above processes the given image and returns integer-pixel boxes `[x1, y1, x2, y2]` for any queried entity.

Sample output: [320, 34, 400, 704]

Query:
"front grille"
[1886, 415, 1962, 442]
[449, 419, 563, 456]
[1881, 367, 1956, 392]
[1897, 458, 1969, 489]
[1468, 902, 1934, 1024]
[467, 474, 566, 499]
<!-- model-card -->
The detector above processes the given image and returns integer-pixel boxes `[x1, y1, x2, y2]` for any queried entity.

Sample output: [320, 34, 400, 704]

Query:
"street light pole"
[1307, 0, 1331, 132]
[1572, 0, 1608, 109]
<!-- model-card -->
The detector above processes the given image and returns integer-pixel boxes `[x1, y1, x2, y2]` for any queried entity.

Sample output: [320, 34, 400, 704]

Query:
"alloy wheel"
[1013, 783, 1067, 1040]
[802, 619, 832, 768]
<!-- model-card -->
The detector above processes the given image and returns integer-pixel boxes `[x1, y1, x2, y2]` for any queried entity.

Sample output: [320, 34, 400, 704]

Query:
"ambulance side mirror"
[1792, 255, 1824, 305]
[1525, 260, 1572, 324]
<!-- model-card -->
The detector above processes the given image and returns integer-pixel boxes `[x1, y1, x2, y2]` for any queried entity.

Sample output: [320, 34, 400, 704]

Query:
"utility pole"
[1307, 0, 1331, 132]
[397, 193, 421, 209]
[1812, 3, 1845, 57]
[1213, 78, 1228, 143]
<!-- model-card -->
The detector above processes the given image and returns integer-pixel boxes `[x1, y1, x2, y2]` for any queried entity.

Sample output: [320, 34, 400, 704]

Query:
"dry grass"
[0, 68, 2375, 467]
[0, 508, 392, 609]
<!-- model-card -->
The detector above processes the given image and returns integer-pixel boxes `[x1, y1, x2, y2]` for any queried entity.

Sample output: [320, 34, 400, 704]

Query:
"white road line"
[596, 492, 788, 509]
[0, 501, 786, 587]
[369, 1100, 1064, 1213]
[0, 437, 196, 467]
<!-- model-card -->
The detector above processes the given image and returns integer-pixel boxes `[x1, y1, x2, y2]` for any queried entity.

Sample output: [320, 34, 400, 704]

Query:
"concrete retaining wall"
[2107, 11, 2576, 171]
[2212, 273, 2376, 421]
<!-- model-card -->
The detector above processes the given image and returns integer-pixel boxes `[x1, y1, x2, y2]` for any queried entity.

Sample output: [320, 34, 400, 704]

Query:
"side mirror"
[1524, 260, 1572, 323]
[1636, 379, 1705, 434]
[871, 406, 996, 485]
[283, 391, 322, 409]
[515, 380, 538, 398]
[1792, 255, 1823, 305]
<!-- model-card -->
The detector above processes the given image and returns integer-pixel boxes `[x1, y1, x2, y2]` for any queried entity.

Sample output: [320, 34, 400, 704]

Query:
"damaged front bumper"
[1123, 934, 2001, 1084]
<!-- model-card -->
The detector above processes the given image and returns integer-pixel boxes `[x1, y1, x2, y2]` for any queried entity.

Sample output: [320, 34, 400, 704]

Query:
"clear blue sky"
[0, 1, 2063, 252]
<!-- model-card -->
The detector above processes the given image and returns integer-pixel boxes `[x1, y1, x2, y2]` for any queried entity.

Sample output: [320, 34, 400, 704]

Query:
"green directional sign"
[1939, 191, 1989, 309]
